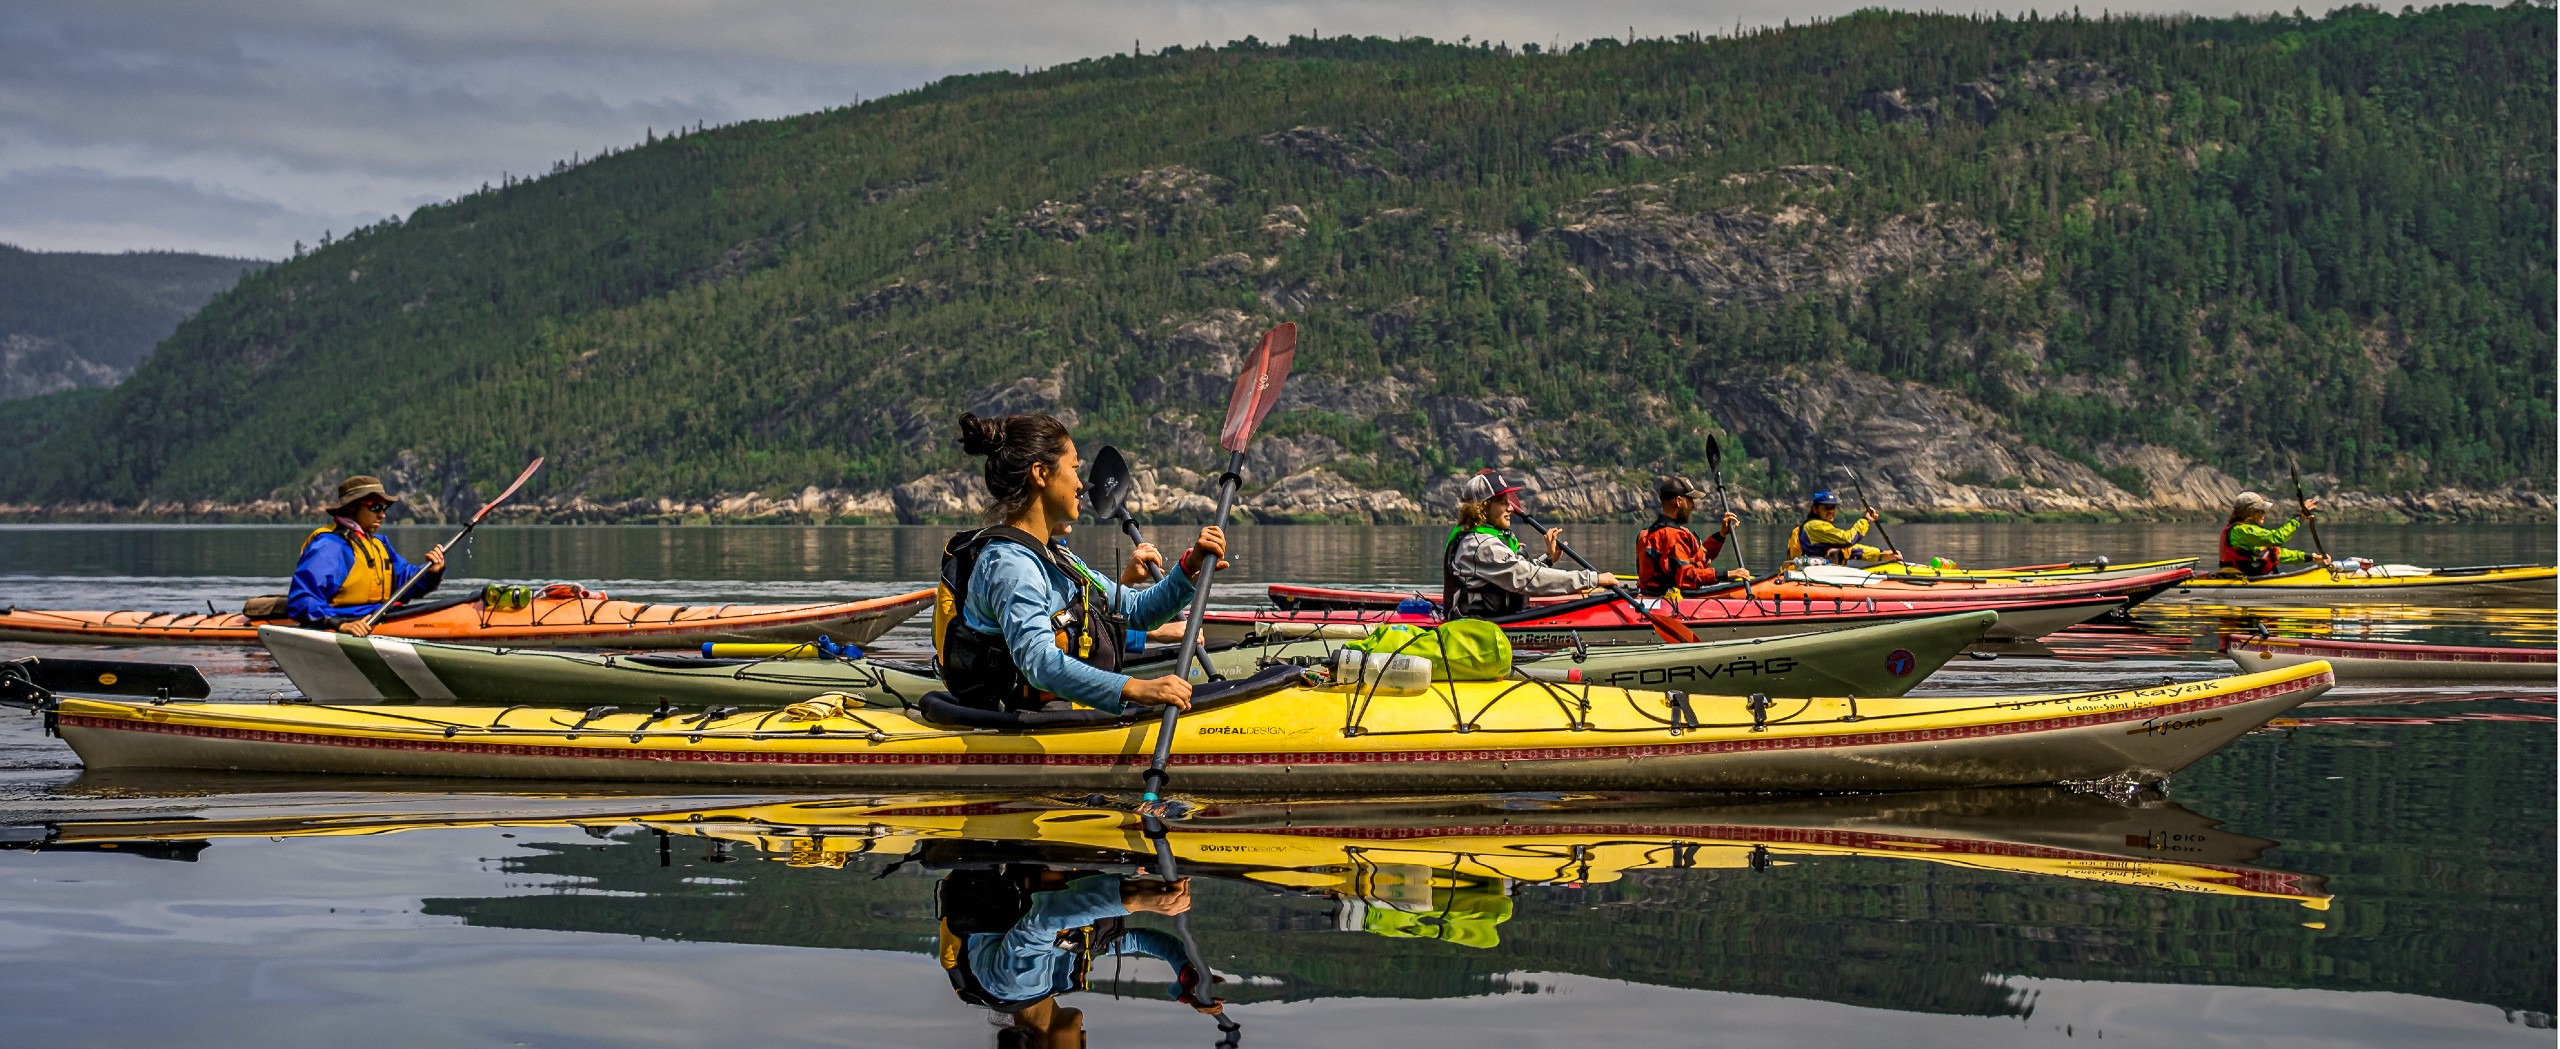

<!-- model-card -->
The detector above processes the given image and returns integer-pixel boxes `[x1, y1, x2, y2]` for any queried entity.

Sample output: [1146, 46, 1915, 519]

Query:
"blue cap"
[1810, 490, 1840, 506]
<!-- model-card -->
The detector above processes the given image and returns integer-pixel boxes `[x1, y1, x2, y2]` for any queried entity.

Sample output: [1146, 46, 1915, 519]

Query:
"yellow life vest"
[302, 525, 398, 608]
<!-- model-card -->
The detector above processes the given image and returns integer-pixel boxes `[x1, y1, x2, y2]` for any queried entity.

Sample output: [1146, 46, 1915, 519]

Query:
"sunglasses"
[353, 499, 393, 513]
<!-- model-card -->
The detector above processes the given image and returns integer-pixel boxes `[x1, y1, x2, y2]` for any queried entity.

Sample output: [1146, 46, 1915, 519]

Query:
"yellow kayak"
[2166, 563, 2556, 604]
[38, 661, 2332, 792]
[1865, 557, 2197, 582]
[5, 789, 2329, 910]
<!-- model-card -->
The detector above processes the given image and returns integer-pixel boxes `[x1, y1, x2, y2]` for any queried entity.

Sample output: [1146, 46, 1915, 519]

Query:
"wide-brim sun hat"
[332, 475, 399, 510]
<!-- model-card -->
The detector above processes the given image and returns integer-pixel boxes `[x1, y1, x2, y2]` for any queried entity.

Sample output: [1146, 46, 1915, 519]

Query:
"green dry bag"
[1348, 619, 1512, 681]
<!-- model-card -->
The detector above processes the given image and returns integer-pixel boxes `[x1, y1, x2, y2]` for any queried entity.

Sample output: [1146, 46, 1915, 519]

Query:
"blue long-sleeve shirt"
[965, 874, 1187, 1004]
[959, 538, 1196, 712]
[284, 531, 436, 622]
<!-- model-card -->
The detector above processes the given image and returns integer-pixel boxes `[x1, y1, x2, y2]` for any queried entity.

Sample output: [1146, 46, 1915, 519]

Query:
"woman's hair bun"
[957, 412, 1007, 457]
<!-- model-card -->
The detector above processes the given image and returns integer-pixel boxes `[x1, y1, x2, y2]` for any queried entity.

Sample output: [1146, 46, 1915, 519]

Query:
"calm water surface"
[0, 523, 2551, 1048]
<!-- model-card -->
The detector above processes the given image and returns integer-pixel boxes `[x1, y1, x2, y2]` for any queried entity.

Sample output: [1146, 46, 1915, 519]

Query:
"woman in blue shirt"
[938, 412, 1226, 714]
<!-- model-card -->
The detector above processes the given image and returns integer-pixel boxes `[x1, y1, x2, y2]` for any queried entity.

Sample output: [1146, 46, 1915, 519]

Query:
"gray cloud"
[0, 166, 307, 256]
[3, 0, 2362, 258]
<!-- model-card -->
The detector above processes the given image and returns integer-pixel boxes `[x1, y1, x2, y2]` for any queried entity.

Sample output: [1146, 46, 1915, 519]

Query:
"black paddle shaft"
[1844, 467, 1901, 556]
[1146, 452, 1245, 799]
[1119, 518, 1219, 681]
[2287, 455, 2333, 564]
[1704, 436, 1757, 602]
[1513, 509, 1689, 640]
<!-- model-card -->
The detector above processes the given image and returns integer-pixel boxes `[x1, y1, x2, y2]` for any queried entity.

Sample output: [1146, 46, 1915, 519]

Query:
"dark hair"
[958, 412, 1073, 522]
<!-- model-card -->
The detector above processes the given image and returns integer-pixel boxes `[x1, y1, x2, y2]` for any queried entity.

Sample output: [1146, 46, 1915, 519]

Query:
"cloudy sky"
[4, 0, 2356, 260]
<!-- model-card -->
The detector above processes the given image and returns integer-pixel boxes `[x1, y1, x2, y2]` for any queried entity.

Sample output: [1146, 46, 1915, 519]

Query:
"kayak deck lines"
[52, 672, 2323, 769]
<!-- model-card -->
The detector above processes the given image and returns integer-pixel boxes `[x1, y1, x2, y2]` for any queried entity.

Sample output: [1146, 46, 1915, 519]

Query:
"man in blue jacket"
[284, 476, 445, 630]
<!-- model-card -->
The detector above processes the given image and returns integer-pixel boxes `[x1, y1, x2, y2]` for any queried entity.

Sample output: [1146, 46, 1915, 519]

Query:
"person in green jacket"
[2219, 492, 2332, 576]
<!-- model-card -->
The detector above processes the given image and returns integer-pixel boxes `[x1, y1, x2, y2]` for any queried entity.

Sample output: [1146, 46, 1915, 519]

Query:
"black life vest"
[2219, 523, 2280, 576]
[934, 526, 1127, 713]
[937, 865, 1125, 1010]
[1442, 526, 1528, 620]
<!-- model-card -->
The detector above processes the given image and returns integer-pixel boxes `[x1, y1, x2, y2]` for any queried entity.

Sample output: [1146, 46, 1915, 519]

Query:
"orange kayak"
[0, 589, 931, 649]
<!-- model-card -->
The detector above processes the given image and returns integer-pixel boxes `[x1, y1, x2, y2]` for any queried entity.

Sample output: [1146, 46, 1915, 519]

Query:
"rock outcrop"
[1, 333, 123, 400]
[1551, 189, 2002, 304]
[1248, 468, 1423, 521]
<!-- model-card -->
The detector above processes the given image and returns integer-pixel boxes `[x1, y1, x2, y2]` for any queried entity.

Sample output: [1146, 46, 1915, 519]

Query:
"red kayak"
[1269, 564, 2190, 614]
[1211, 591, 2125, 647]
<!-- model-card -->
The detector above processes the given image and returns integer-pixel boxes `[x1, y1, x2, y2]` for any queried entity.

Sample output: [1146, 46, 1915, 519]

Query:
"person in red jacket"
[1636, 476, 1751, 599]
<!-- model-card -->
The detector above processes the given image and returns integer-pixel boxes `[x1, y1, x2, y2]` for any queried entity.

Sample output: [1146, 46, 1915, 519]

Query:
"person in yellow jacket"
[1786, 489, 1901, 563]
[284, 476, 446, 629]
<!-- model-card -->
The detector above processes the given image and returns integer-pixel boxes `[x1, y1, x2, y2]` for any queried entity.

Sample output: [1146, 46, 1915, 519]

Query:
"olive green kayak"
[262, 610, 1993, 708]
[1510, 609, 1996, 695]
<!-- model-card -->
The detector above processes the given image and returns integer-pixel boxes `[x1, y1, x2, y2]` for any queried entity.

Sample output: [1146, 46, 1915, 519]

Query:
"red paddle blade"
[1646, 606, 1699, 644]
[1218, 323, 1296, 454]
[469, 457, 546, 524]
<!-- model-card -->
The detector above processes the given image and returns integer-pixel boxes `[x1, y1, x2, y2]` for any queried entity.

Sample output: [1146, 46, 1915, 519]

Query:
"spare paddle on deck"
[1705, 434, 1757, 603]
[5, 656, 211, 699]
[354, 457, 545, 634]
[1515, 509, 1699, 644]
[1089, 445, 1215, 681]
[1144, 322, 1296, 803]
[2287, 454, 2333, 572]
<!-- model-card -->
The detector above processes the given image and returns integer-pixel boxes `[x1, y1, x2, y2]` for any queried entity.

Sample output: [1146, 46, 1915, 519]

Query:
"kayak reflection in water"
[937, 864, 1227, 1047]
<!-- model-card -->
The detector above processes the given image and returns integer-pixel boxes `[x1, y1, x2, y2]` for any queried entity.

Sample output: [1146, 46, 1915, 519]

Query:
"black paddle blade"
[1088, 445, 1135, 522]
[11, 657, 211, 699]
[1706, 433, 1723, 473]
[1218, 323, 1297, 454]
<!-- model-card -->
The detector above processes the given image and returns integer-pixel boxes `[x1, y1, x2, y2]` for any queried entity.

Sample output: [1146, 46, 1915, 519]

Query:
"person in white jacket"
[1440, 469, 1619, 618]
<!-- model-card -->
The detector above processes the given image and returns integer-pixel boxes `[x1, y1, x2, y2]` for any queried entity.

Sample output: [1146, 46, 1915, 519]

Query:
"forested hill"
[0, 245, 266, 401]
[3, 5, 2550, 522]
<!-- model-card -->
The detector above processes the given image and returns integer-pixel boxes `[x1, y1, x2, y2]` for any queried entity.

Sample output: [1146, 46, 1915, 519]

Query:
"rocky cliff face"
[8, 328, 2542, 524]
[0, 334, 124, 401]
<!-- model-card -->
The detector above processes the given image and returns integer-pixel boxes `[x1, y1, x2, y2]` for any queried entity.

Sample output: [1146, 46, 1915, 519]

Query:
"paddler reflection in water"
[2219, 491, 2330, 577]
[1786, 489, 1900, 564]
[937, 412, 1227, 715]
[1443, 469, 1616, 619]
[939, 866, 1227, 1048]
[284, 475, 445, 631]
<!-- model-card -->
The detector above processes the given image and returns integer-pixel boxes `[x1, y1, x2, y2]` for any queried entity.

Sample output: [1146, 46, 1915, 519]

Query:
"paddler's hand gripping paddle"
[353, 457, 545, 634]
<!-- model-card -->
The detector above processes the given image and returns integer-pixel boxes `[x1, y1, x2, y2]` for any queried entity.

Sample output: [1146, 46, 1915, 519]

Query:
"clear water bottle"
[1325, 648, 1434, 695]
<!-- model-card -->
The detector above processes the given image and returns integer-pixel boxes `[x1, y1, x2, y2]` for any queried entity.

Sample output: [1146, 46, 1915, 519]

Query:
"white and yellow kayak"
[1865, 557, 2197, 582]
[2166, 563, 2555, 604]
[36, 661, 2332, 792]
